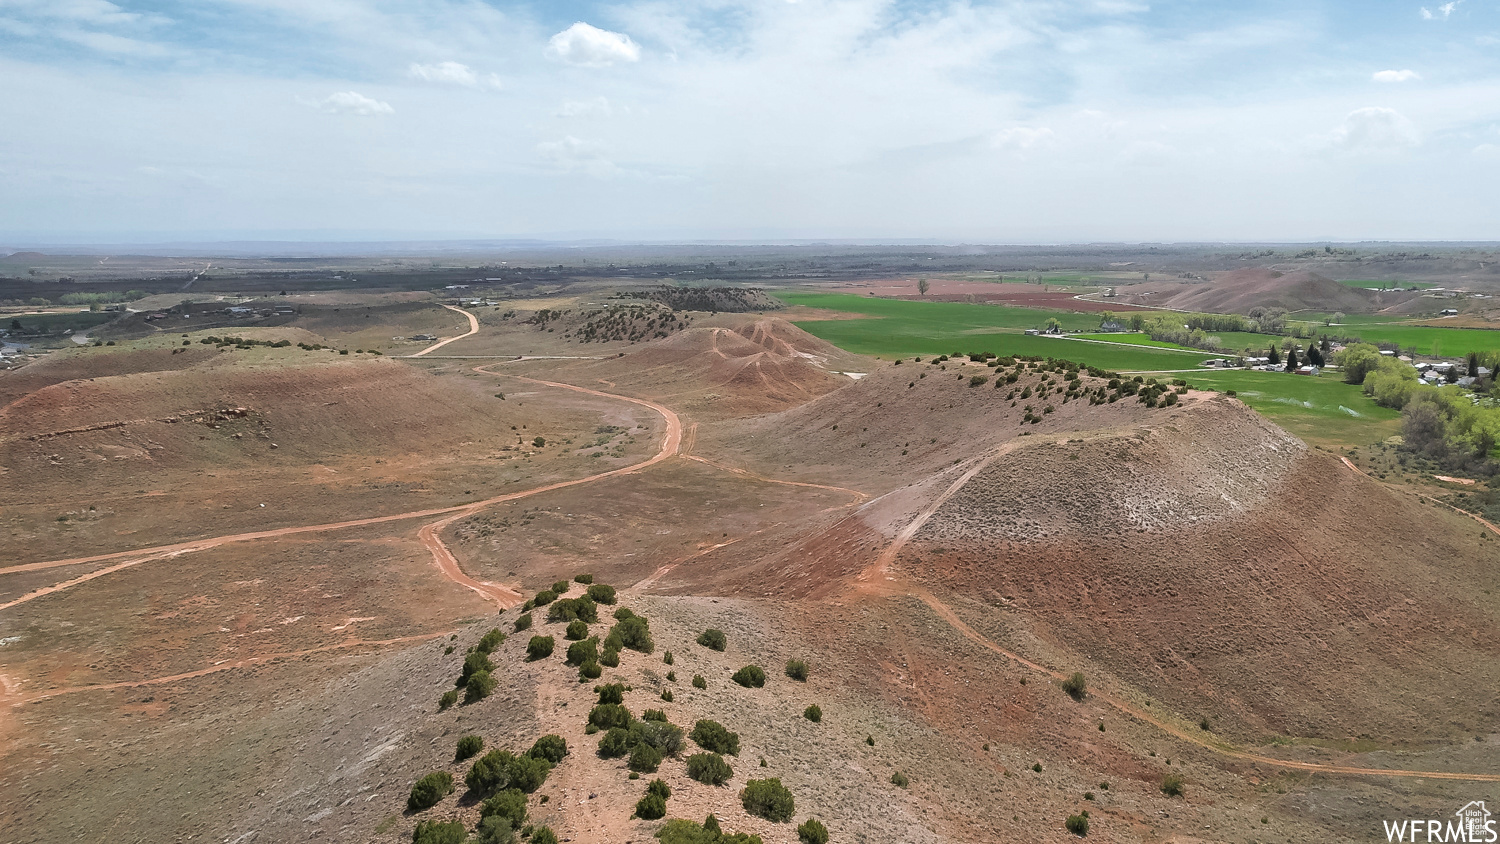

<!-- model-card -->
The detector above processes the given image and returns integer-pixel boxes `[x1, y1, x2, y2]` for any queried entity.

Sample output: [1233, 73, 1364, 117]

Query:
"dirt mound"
[886, 398, 1500, 741]
[0, 345, 219, 411]
[1118, 268, 1413, 314]
[919, 398, 1303, 540]
[615, 286, 784, 312]
[702, 357, 1176, 494]
[521, 318, 858, 419]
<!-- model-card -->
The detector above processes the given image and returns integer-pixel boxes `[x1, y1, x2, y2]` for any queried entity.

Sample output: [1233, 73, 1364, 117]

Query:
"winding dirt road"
[3, 369, 683, 612]
[407, 303, 479, 357]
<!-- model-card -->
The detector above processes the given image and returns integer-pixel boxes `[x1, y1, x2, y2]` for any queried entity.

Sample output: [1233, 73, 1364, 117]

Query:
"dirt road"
[4, 368, 683, 611]
[407, 304, 479, 357]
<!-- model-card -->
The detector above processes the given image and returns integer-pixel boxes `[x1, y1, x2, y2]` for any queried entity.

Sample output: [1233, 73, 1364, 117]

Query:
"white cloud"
[1330, 107, 1419, 150]
[547, 22, 640, 67]
[306, 91, 394, 116]
[1372, 69, 1421, 83]
[536, 135, 622, 177]
[1473, 143, 1500, 160]
[1420, 2, 1460, 20]
[407, 61, 503, 90]
[555, 97, 614, 118]
[991, 127, 1055, 151]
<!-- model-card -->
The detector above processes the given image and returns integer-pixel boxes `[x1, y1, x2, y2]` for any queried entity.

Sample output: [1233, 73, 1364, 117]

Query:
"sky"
[1, 0, 1498, 244]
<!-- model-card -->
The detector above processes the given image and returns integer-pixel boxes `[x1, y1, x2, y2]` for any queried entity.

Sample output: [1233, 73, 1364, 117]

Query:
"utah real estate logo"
[1385, 802, 1497, 843]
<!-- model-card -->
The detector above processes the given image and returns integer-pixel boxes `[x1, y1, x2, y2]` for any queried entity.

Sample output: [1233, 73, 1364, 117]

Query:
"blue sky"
[1, 0, 1498, 243]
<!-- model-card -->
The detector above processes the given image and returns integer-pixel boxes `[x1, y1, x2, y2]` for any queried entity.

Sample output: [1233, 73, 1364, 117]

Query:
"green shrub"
[531, 827, 558, 844]
[803, 704, 822, 723]
[465, 750, 552, 796]
[579, 661, 602, 680]
[407, 771, 454, 811]
[631, 719, 684, 756]
[614, 607, 635, 621]
[1066, 813, 1089, 836]
[657, 817, 763, 844]
[476, 628, 506, 654]
[690, 720, 740, 755]
[635, 792, 667, 820]
[528, 734, 568, 764]
[661, 689, 674, 702]
[548, 596, 598, 624]
[457, 650, 495, 687]
[513, 613, 532, 632]
[480, 788, 528, 830]
[465, 670, 497, 703]
[629, 742, 664, 773]
[731, 665, 766, 688]
[412, 820, 466, 844]
[456, 734, 484, 761]
[648, 778, 671, 799]
[643, 708, 668, 722]
[526, 636, 554, 660]
[472, 815, 514, 844]
[740, 778, 796, 822]
[439, 689, 458, 710]
[550, 579, 570, 594]
[574, 573, 594, 584]
[1161, 773, 1184, 797]
[566, 637, 599, 666]
[590, 703, 632, 729]
[586, 584, 617, 604]
[507, 754, 551, 793]
[598, 727, 632, 758]
[663, 651, 674, 665]
[596, 683, 626, 704]
[866, 736, 875, 746]
[533, 589, 556, 606]
[600, 648, 621, 668]
[1061, 672, 1087, 701]
[692, 674, 707, 689]
[1032, 762, 1042, 772]
[686, 752, 734, 785]
[612, 616, 654, 653]
[796, 818, 829, 844]
[784, 659, 808, 681]
[696, 628, 728, 651]
[890, 771, 908, 787]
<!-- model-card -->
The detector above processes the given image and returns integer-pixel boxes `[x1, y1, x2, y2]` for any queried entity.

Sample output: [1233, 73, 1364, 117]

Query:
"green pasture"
[1080, 330, 1286, 353]
[779, 293, 1209, 371]
[1331, 325, 1500, 357]
[1180, 370, 1401, 446]
[1073, 332, 1192, 350]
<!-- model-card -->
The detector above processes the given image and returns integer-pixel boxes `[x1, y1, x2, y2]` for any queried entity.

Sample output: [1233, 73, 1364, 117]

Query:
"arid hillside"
[3, 303, 1498, 844]
[1115, 268, 1419, 314]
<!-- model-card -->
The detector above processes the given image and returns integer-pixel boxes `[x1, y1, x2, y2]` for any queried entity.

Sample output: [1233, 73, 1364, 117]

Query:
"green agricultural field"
[1181, 370, 1402, 446]
[1073, 332, 1192, 350]
[780, 293, 1209, 371]
[1329, 324, 1500, 357]
[1075, 331, 1281, 354]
